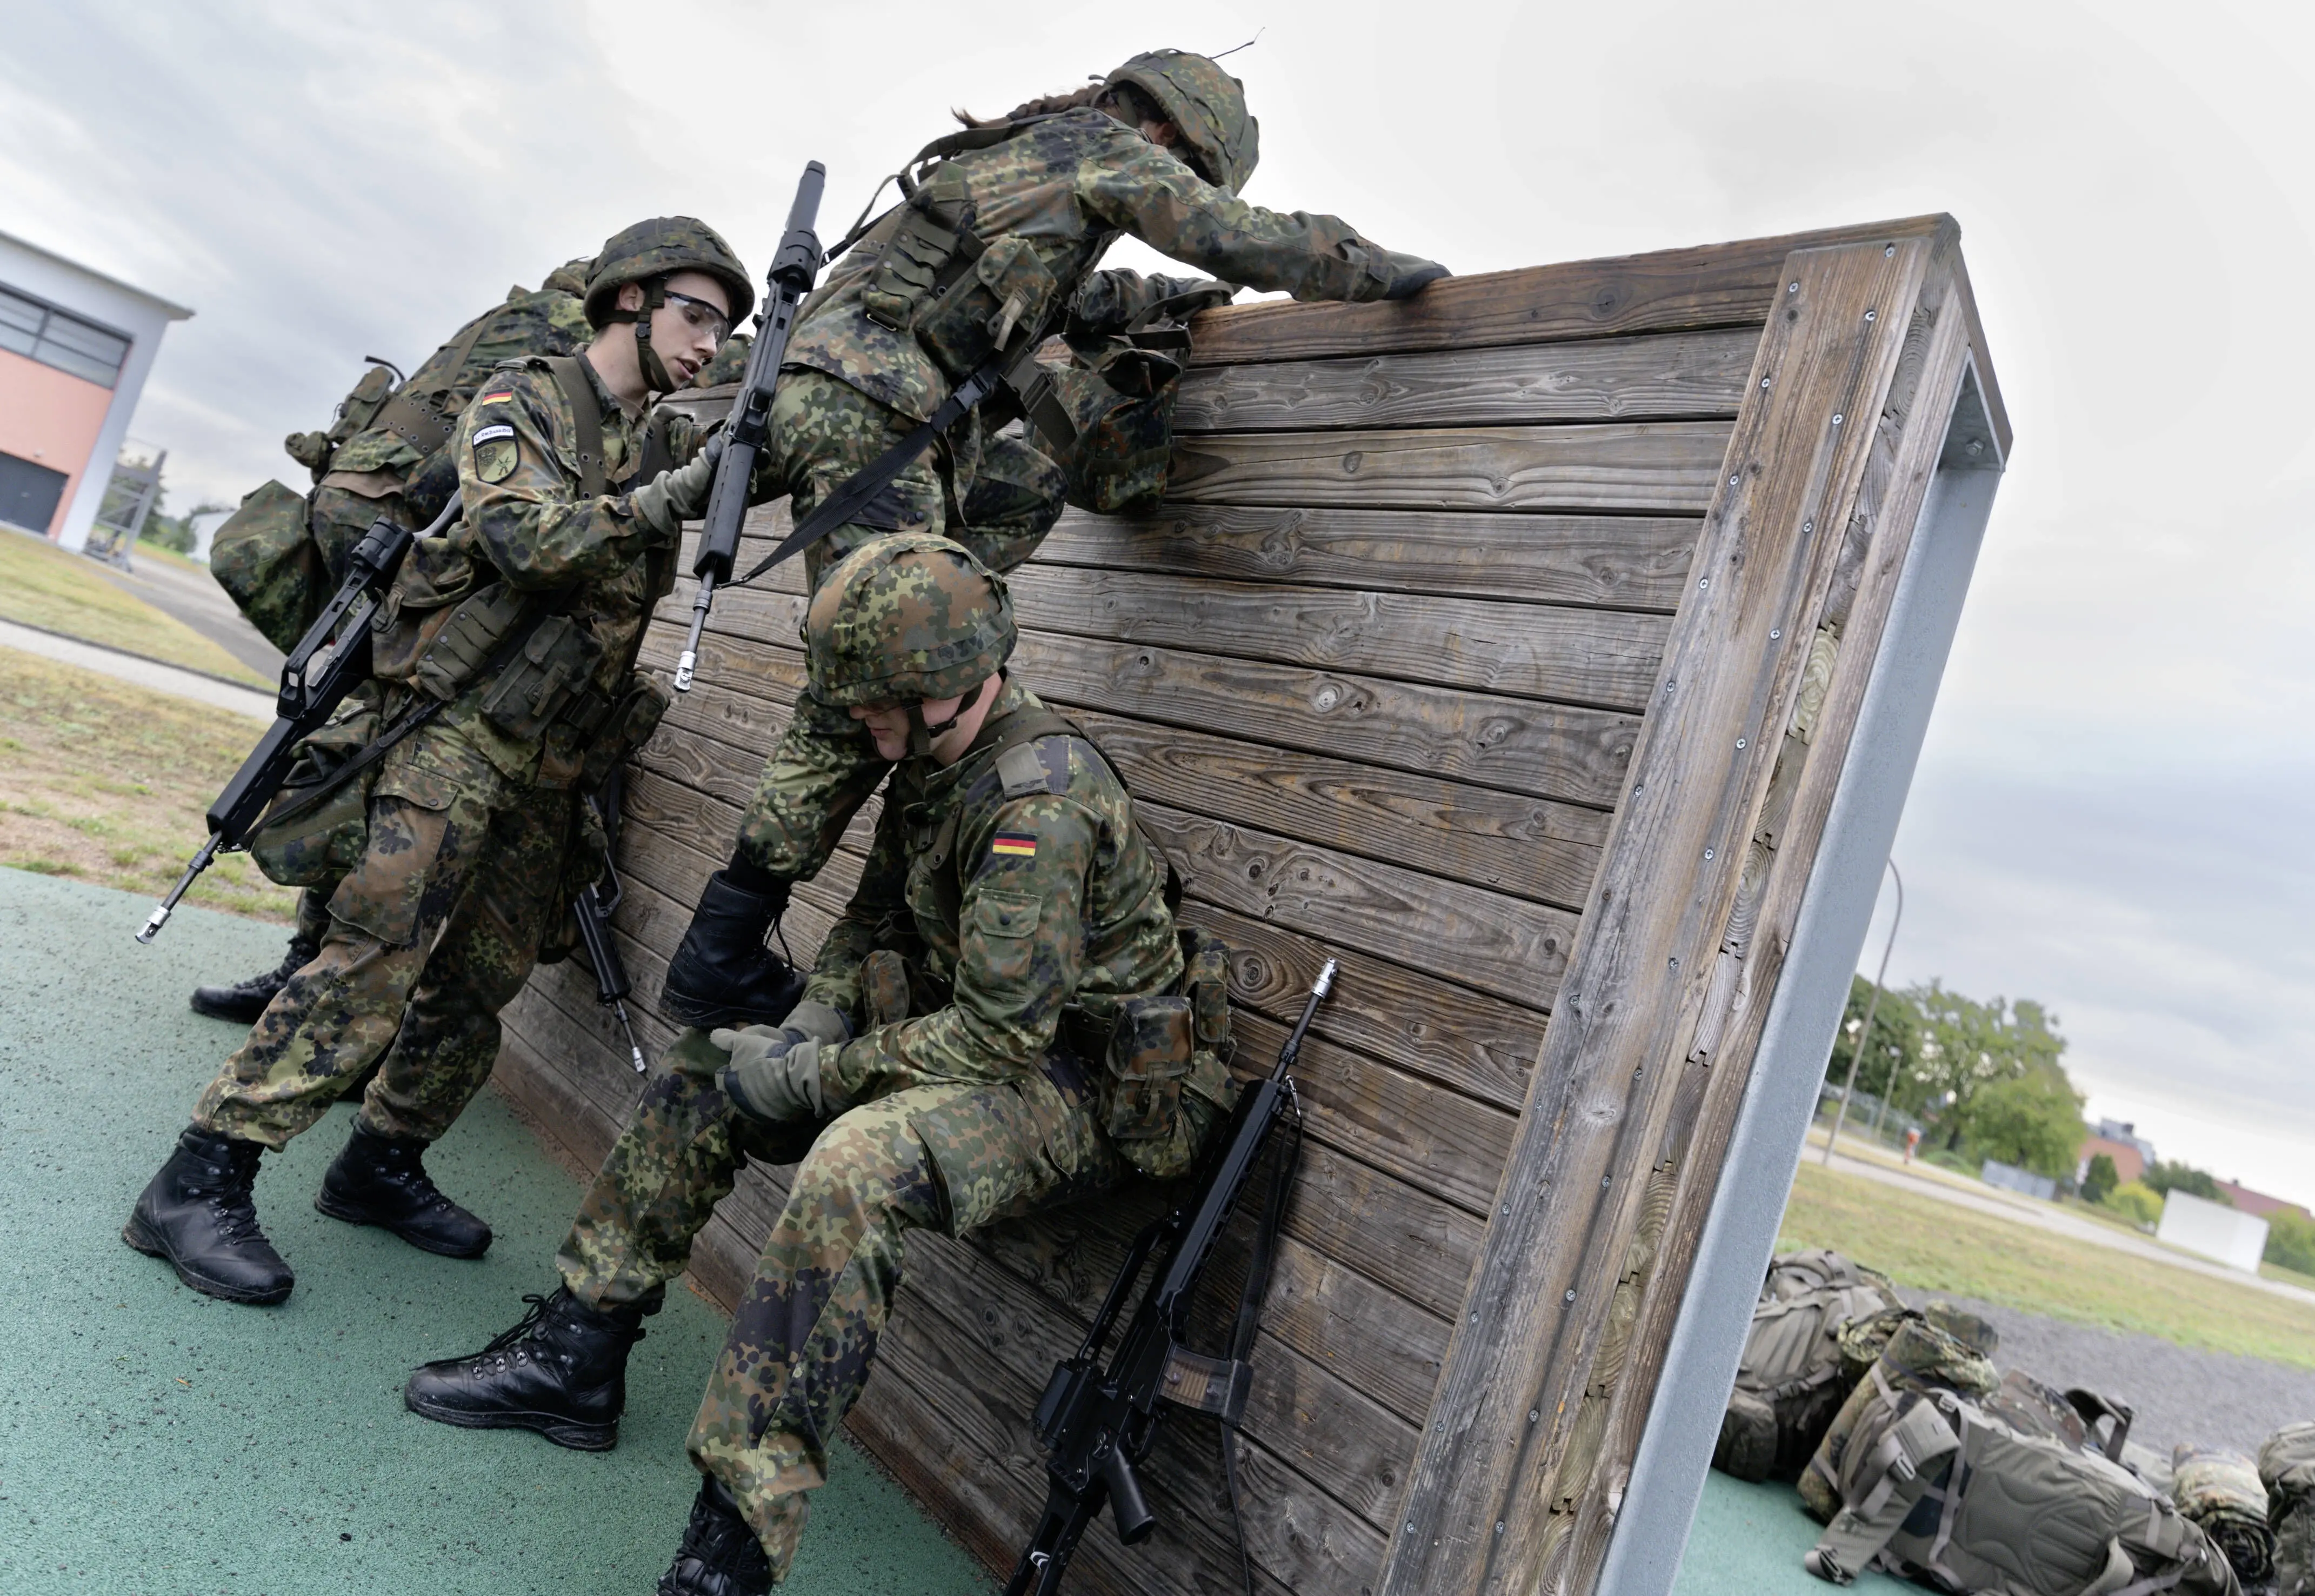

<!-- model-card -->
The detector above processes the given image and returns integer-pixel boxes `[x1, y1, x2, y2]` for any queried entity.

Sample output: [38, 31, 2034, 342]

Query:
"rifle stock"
[1005, 957, 1337, 1596]
[674, 161, 826, 693]
[136, 494, 455, 943]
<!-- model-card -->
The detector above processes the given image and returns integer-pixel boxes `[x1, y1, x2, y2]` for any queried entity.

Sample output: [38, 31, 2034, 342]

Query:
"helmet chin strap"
[610, 276, 677, 395]
[904, 675, 995, 758]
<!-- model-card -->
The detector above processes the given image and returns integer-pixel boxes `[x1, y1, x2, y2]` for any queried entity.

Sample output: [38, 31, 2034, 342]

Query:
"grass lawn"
[0, 645, 297, 922]
[1777, 1159, 2315, 1370]
[0, 526, 267, 685]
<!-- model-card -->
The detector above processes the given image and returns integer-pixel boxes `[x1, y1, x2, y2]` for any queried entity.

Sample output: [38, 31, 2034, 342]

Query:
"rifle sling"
[247, 583, 578, 838]
[375, 310, 497, 455]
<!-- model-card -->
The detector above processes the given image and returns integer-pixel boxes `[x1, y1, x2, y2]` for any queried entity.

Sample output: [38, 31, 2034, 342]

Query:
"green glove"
[711, 1004, 852, 1125]
[628, 433, 724, 541]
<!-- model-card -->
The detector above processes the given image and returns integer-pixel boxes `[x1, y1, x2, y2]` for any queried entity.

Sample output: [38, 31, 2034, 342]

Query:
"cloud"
[2, 0, 2309, 1199]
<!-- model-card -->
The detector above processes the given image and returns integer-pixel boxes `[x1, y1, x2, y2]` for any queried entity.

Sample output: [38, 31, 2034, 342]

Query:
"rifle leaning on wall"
[672, 161, 826, 693]
[1006, 958, 1336, 1596]
[571, 772, 648, 1073]
[136, 495, 459, 944]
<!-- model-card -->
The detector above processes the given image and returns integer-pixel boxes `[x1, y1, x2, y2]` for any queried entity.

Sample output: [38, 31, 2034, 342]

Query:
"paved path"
[1808, 1131, 2315, 1308]
[0, 867, 991, 1595]
[90, 550, 285, 680]
[0, 618, 274, 719]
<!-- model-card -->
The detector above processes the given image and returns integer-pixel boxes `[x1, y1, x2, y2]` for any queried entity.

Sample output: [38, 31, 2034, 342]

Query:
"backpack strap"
[374, 311, 497, 456]
[1804, 1396, 1960, 1586]
[543, 356, 609, 498]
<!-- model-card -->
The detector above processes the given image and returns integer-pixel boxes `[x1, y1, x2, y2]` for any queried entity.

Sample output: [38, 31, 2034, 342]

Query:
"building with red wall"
[0, 229, 190, 551]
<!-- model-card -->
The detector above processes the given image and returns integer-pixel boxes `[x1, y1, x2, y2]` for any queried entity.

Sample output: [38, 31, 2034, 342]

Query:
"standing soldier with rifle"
[406, 537, 1239, 1596]
[189, 257, 599, 1026]
[658, 47, 1448, 1036]
[122, 218, 751, 1308]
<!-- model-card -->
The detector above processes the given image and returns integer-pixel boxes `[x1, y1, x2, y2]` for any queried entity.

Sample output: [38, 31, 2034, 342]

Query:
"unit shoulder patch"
[996, 741, 1062, 799]
[474, 437, 520, 484]
[470, 423, 516, 446]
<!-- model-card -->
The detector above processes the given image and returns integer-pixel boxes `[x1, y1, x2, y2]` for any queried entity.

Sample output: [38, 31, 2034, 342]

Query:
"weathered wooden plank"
[1183, 214, 1952, 365]
[1188, 900, 1544, 1111]
[1561, 255, 1982, 1590]
[1071, 709, 1606, 911]
[1139, 800, 1577, 1013]
[1165, 421, 1730, 515]
[1174, 328, 1756, 432]
[1015, 633, 1639, 810]
[1374, 232, 1952, 1596]
[1009, 564, 1672, 714]
[1033, 503, 1699, 612]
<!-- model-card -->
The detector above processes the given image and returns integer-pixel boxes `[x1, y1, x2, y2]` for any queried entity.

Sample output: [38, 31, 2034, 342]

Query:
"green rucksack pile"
[2172, 1445, 2273, 1590]
[2260, 1422, 2315, 1596]
[1800, 1304, 2002, 1520]
[1804, 1388, 2239, 1596]
[1713, 1250, 1905, 1484]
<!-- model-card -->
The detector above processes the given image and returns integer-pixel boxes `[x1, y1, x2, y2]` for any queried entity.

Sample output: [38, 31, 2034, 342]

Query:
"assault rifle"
[673, 161, 826, 693]
[137, 495, 458, 943]
[1005, 957, 1336, 1596]
[573, 773, 648, 1073]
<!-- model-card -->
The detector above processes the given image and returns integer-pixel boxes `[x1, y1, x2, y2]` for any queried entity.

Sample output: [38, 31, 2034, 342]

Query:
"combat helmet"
[806, 533, 1015, 751]
[583, 217, 754, 392]
[1104, 49, 1260, 192]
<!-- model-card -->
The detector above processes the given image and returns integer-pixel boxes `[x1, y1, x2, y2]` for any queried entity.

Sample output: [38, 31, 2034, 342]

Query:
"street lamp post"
[1823, 859, 1903, 1166]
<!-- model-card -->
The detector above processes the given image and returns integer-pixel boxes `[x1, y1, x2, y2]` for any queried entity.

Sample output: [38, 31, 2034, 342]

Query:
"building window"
[0, 283, 132, 388]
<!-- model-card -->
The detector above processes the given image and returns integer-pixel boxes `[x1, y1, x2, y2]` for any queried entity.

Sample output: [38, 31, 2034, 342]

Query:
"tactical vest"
[1805, 1390, 2237, 1596]
[892, 703, 1237, 1181]
[1713, 1250, 1905, 1484]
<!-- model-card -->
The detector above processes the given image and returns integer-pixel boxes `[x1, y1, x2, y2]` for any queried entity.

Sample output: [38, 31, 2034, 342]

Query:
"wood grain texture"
[1166, 422, 1731, 515]
[1373, 232, 1951, 1596]
[1172, 329, 1756, 432]
[1068, 709, 1609, 911]
[1033, 503, 1699, 611]
[1012, 633, 1641, 810]
[1009, 564, 1672, 713]
[1183, 215, 1952, 365]
[1560, 255, 1980, 1591]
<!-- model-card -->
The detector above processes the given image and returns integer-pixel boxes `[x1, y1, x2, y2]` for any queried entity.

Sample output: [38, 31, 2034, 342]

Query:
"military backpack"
[1802, 1306, 2002, 1519]
[1805, 1389, 2239, 1596]
[2263, 1421, 2315, 1596]
[1714, 1250, 1906, 1484]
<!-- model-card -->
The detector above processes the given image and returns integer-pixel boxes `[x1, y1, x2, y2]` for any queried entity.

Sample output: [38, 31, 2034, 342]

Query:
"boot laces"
[482, 1293, 552, 1355]
[192, 1148, 271, 1247]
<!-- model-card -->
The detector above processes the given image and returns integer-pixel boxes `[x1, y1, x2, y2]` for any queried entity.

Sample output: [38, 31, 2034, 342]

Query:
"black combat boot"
[188, 930, 319, 1024]
[404, 1286, 646, 1451]
[123, 1126, 295, 1305]
[315, 1121, 492, 1258]
[656, 1474, 772, 1596]
[659, 870, 806, 1029]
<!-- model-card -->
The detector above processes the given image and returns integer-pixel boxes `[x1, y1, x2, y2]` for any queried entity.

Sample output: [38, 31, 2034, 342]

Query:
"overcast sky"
[6, 0, 2311, 1204]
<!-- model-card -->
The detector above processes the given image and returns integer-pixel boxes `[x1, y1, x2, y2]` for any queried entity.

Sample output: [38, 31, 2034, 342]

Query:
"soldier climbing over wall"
[122, 219, 752, 1305]
[653, 46, 1450, 1041]
[406, 536, 1239, 1595]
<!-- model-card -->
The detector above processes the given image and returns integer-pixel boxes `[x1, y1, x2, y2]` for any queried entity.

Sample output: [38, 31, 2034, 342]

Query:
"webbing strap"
[545, 356, 609, 497]
[376, 311, 497, 454]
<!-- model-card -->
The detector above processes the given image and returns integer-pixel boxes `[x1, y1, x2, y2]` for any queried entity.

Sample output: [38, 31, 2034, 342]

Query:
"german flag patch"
[991, 831, 1038, 859]
[478, 388, 516, 404]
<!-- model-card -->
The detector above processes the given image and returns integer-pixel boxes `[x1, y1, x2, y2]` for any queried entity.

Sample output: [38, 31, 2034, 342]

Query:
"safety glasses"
[661, 289, 731, 345]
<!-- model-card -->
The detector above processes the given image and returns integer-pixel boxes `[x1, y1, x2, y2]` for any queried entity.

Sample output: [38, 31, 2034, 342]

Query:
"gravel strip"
[1900, 1289, 2315, 1459]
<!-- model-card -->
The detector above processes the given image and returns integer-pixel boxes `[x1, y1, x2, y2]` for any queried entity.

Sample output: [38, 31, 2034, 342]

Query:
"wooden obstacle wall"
[494, 213, 2007, 1595]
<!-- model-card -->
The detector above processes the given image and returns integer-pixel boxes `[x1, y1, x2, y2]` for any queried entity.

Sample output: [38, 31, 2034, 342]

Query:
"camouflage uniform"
[730, 101, 1439, 887]
[2269, 1422, 2315, 1596]
[563, 602, 1184, 1573]
[194, 353, 705, 1148]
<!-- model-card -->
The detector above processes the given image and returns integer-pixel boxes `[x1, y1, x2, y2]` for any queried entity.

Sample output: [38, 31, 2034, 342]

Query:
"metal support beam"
[1595, 362, 2003, 1596]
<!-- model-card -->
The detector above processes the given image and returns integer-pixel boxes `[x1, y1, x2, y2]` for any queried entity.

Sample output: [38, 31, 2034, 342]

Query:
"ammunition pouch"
[478, 612, 603, 741]
[860, 180, 1065, 386]
[246, 699, 383, 887]
[1075, 926, 1239, 1181]
[1040, 336, 1186, 516]
[408, 580, 529, 702]
[575, 671, 671, 791]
